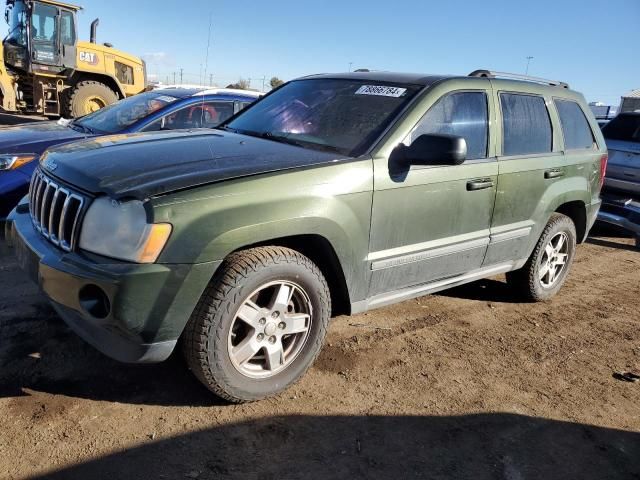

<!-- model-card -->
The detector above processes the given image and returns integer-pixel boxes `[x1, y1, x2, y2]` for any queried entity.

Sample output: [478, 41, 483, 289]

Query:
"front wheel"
[182, 246, 331, 403]
[506, 213, 577, 301]
[64, 81, 118, 117]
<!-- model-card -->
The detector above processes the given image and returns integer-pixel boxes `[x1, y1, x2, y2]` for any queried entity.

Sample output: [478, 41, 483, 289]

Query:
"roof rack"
[468, 70, 569, 89]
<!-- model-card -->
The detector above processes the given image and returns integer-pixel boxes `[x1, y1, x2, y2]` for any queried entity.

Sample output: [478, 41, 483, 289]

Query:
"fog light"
[79, 284, 111, 319]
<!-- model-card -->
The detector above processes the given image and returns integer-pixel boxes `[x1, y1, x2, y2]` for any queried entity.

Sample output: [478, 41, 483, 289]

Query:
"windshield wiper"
[232, 129, 343, 154]
[69, 121, 96, 134]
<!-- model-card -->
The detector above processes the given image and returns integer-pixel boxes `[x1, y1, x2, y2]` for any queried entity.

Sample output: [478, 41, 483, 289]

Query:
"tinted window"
[555, 100, 594, 150]
[411, 91, 488, 160]
[226, 79, 420, 156]
[602, 114, 640, 143]
[501, 93, 552, 156]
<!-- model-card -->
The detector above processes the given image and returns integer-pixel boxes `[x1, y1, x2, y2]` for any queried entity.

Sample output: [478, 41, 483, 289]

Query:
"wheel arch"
[229, 234, 352, 317]
[554, 200, 588, 244]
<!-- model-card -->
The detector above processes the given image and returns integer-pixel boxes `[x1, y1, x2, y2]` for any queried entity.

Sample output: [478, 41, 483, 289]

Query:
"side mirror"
[398, 133, 467, 166]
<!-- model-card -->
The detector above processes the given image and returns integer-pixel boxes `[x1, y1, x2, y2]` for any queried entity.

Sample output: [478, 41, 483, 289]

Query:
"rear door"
[368, 87, 498, 297]
[484, 85, 565, 266]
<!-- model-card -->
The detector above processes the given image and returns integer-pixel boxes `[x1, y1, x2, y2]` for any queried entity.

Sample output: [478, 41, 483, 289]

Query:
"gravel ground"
[0, 226, 638, 479]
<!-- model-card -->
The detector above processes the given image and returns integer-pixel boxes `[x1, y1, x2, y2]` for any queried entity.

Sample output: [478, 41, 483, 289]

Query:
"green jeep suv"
[6, 70, 607, 402]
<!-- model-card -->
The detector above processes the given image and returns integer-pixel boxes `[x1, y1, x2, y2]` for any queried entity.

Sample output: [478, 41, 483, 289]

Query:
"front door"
[368, 89, 498, 297]
[30, 2, 59, 66]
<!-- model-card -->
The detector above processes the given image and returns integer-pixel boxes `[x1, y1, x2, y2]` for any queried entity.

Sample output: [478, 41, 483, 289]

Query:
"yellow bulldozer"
[0, 0, 146, 118]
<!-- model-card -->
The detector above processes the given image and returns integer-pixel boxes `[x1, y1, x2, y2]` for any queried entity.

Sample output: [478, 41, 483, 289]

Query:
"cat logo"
[79, 51, 99, 66]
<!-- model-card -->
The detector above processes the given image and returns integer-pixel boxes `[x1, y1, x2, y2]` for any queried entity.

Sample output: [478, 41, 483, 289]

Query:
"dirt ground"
[0, 224, 639, 479]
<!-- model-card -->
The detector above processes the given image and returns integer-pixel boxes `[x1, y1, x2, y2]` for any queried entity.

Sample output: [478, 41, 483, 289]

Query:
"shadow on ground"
[436, 278, 525, 304]
[0, 302, 222, 407]
[0, 112, 44, 126]
[32, 413, 640, 480]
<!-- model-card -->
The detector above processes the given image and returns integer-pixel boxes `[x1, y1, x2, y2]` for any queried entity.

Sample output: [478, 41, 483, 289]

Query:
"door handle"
[544, 169, 565, 179]
[466, 178, 494, 191]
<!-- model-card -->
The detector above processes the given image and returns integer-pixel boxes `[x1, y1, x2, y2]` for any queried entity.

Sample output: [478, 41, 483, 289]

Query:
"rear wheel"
[506, 213, 577, 301]
[64, 81, 118, 118]
[182, 246, 331, 403]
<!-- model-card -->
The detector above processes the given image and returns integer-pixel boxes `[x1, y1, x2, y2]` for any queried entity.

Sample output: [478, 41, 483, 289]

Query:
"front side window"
[145, 101, 236, 131]
[410, 91, 488, 160]
[554, 99, 595, 150]
[74, 92, 178, 133]
[501, 93, 552, 156]
[225, 79, 421, 156]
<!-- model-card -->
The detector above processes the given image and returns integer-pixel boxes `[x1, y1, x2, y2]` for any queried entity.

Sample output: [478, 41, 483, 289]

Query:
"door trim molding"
[369, 236, 490, 271]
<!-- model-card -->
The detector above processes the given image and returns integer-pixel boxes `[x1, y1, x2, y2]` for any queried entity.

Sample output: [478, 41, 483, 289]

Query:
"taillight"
[599, 154, 608, 189]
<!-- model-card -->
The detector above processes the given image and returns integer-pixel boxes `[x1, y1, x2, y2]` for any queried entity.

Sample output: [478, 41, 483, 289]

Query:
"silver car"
[598, 112, 640, 247]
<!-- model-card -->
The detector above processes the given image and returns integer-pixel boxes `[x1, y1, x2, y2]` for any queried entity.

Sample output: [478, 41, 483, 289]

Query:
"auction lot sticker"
[355, 85, 407, 97]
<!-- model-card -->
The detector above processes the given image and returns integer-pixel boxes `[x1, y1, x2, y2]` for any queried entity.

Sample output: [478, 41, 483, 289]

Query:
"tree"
[269, 76, 284, 89]
[226, 78, 251, 90]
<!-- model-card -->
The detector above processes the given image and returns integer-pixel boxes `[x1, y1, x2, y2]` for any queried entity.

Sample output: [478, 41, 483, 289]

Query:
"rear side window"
[501, 93, 552, 156]
[554, 99, 595, 150]
[411, 91, 488, 160]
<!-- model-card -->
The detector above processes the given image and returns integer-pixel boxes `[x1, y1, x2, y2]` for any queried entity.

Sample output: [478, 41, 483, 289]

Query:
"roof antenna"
[200, 12, 213, 125]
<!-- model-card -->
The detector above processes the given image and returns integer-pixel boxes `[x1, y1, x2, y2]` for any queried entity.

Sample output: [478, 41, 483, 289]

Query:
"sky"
[8, 0, 640, 104]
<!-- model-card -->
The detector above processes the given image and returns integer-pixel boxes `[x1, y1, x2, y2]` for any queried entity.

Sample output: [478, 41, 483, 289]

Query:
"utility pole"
[180, 68, 183, 84]
[261, 75, 266, 92]
[210, 74, 213, 86]
[348, 62, 353, 72]
[173, 72, 176, 84]
[525, 56, 534, 75]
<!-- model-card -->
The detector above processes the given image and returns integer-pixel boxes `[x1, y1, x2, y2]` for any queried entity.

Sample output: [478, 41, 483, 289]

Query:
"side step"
[42, 84, 60, 116]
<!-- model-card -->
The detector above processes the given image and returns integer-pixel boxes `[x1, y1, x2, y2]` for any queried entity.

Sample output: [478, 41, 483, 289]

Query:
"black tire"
[182, 246, 331, 403]
[506, 213, 577, 301]
[64, 81, 118, 118]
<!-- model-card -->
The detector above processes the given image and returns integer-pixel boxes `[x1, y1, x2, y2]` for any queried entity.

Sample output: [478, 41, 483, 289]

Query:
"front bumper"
[6, 204, 220, 363]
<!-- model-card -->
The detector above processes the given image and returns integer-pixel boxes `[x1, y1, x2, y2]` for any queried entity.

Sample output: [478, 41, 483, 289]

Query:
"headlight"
[0, 153, 37, 171]
[79, 197, 172, 263]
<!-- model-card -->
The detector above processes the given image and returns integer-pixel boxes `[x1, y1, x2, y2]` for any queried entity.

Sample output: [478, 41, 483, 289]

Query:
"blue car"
[0, 88, 260, 221]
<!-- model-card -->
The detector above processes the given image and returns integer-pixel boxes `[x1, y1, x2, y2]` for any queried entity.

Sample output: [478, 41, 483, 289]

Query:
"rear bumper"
[584, 199, 602, 242]
[604, 177, 640, 196]
[597, 195, 640, 237]
[6, 203, 219, 363]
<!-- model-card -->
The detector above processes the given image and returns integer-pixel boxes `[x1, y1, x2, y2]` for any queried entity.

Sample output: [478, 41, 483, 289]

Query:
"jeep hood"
[0, 121, 89, 155]
[40, 130, 349, 199]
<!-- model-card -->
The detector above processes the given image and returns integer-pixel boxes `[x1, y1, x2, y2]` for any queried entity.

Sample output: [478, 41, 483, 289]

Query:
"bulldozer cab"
[4, 0, 79, 74]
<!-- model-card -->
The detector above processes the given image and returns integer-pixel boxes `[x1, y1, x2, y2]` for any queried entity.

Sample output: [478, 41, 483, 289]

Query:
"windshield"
[225, 79, 421, 156]
[5, 1, 27, 46]
[74, 92, 179, 133]
[602, 114, 640, 143]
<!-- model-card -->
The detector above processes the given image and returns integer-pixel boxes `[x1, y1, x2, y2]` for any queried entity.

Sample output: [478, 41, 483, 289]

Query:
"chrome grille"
[29, 169, 85, 252]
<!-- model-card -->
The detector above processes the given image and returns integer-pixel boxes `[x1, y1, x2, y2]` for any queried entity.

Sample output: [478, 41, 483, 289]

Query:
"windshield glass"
[225, 79, 421, 156]
[74, 92, 179, 133]
[5, 1, 27, 46]
[602, 114, 640, 143]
